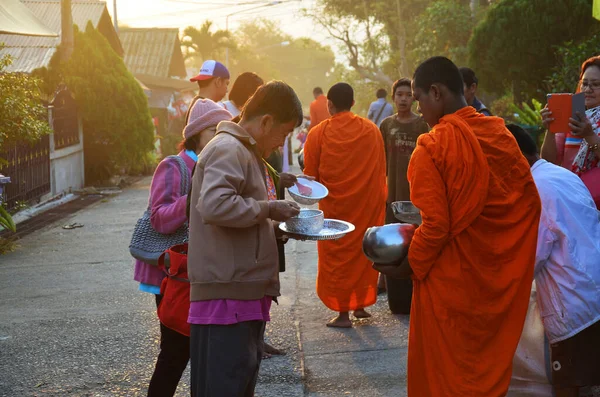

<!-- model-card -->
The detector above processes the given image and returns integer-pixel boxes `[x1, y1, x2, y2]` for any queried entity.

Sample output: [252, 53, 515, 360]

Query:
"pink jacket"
[133, 151, 195, 287]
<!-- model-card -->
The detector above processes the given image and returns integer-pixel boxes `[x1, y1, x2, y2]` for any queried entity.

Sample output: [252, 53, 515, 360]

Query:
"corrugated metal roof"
[119, 28, 186, 78]
[0, 0, 113, 72]
[1, 46, 57, 73]
[136, 73, 196, 91]
[0, 0, 58, 36]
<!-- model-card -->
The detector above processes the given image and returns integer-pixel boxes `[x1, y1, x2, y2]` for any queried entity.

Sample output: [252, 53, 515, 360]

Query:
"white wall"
[48, 117, 85, 197]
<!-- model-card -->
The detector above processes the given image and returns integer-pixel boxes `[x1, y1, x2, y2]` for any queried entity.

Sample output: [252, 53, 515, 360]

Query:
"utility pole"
[60, 0, 74, 61]
[113, 0, 119, 34]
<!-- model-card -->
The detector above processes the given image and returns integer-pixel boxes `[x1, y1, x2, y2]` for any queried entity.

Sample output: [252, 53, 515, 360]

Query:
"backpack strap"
[374, 101, 388, 125]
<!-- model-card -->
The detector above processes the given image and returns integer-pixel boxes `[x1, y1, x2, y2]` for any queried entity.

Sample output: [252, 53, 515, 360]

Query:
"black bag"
[129, 156, 190, 265]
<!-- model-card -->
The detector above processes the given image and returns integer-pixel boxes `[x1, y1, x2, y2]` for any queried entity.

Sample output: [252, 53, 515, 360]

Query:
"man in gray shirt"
[367, 88, 394, 127]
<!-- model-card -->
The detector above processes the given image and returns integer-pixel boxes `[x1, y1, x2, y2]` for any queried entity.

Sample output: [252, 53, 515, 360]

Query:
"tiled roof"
[119, 28, 186, 78]
[0, 0, 119, 73]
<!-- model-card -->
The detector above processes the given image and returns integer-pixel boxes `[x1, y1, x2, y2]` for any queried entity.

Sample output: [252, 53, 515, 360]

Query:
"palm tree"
[181, 21, 235, 65]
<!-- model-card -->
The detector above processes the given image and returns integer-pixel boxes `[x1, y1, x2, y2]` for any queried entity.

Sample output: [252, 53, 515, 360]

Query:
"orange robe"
[406, 106, 541, 396]
[303, 111, 387, 312]
[309, 95, 330, 131]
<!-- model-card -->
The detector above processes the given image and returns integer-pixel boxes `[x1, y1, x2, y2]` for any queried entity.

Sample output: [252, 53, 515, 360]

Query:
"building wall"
[48, 117, 85, 197]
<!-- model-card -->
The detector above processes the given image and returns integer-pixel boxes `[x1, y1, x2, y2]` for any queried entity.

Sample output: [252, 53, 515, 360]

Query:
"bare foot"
[353, 309, 372, 319]
[326, 313, 352, 328]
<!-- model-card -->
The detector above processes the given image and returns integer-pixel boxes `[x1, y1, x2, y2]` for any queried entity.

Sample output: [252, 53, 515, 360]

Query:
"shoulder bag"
[129, 155, 190, 265]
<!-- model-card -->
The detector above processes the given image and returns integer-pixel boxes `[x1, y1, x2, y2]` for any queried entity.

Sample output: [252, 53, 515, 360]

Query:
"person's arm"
[570, 111, 600, 158]
[303, 127, 321, 181]
[367, 102, 375, 121]
[197, 144, 269, 228]
[149, 158, 188, 234]
[540, 130, 561, 165]
[540, 105, 562, 165]
[586, 134, 600, 158]
[406, 143, 451, 281]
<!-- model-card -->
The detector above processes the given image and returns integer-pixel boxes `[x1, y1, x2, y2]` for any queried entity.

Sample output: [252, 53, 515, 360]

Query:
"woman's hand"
[279, 173, 316, 189]
[268, 200, 300, 221]
[569, 112, 595, 138]
[541, 105, 554, 130]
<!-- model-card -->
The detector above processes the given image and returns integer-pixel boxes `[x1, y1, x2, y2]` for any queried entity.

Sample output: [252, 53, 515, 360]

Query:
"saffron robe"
[304, 111, 387, 312]
[407, 106, 541, 396]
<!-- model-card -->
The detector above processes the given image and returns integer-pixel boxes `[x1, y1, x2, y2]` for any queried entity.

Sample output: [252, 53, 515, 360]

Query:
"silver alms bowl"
[362, 223, 415, 265]
[391, 201, 422, 225]
[285, 209, 324, 234]
[288, 178, 329, 205]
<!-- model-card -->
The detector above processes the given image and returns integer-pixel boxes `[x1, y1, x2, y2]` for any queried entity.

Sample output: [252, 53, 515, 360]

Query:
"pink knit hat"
[183, 99, 232, 140]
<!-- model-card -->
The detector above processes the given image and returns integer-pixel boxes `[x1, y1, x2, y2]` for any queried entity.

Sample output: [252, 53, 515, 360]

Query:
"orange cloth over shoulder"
[406, 106, 541, 396]
[309, 95, 330, 131]
[303, 111, 387, 312]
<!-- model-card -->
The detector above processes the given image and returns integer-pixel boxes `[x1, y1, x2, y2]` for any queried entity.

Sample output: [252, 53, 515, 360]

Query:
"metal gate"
[0, 135, 51, 210]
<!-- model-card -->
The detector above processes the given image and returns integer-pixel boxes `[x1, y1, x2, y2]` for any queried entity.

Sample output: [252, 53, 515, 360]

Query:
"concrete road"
[8, 169, 589, 396]
[0, 174, 409, 397]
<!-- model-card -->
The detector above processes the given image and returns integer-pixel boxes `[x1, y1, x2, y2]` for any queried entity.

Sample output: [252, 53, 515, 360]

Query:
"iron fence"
[51, 88, 79, 150]
[0, 135, 51, 210]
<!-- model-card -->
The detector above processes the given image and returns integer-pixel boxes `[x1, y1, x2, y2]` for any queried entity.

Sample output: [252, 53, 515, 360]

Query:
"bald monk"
[374, 57, 541, 396]
[303, 83, 387, 328]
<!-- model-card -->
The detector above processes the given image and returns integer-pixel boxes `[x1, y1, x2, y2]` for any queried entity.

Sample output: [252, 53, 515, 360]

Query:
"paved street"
[0, 173, 409, 397]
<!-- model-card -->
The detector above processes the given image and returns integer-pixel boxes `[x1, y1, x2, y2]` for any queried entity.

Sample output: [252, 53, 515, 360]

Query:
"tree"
[327, 64, 381, 116]
[181, 21, 234, 68]
[0, 49, 52, 232]
[469, 0, 600, 101]
[309, 0, 400, 86]
[413, 1, 476, 67]
[0, 50, 52, 159]
[309, 0, 493, 85]
[225, 19, 336, 106]
[545, 32, 600, 93]
[35, 23, 155, 182]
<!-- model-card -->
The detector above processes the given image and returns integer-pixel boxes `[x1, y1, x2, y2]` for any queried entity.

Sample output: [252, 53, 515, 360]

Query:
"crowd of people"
[131, 53, 600, 397]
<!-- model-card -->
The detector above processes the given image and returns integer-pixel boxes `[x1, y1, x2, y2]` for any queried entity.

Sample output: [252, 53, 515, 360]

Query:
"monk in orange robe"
[304, 82, 387, 328]
[375, 57, 541, 395]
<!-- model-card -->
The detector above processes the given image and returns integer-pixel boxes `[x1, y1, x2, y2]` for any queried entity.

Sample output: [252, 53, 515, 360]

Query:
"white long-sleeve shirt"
[531, 159, 600, 343]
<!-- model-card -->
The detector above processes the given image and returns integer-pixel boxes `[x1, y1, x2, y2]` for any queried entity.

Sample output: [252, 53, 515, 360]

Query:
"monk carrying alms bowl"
[362, 223, 416, 265]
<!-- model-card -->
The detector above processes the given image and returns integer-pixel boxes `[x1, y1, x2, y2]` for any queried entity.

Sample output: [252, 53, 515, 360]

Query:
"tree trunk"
[396, 0, 409, 77]
[61, 0, 74, 62]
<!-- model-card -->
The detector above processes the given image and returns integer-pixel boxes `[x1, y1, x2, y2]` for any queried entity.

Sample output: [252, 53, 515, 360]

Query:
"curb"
[11, 193, 79, 226]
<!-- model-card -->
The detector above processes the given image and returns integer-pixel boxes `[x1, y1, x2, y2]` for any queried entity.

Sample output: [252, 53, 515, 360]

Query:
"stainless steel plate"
[280, 219, 355, 241]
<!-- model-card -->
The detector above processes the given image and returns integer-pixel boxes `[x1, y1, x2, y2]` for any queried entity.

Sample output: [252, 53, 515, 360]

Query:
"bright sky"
[105, 0, 336, 51]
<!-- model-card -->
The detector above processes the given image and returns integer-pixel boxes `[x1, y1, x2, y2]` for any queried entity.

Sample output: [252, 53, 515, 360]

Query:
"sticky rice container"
[287, 178, 329, 205]
[285, 209, 324, 235]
